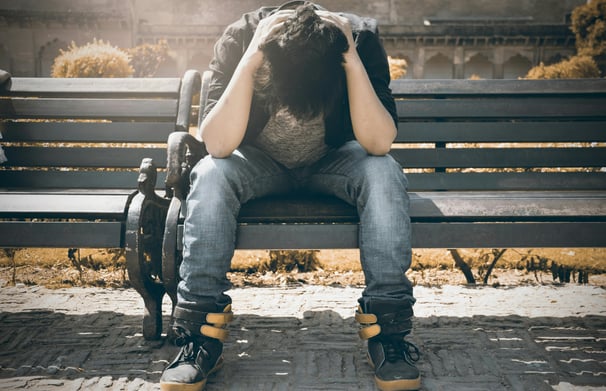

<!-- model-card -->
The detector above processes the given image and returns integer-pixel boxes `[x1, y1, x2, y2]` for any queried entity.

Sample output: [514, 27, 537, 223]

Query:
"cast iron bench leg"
[126, 159, 170, 340]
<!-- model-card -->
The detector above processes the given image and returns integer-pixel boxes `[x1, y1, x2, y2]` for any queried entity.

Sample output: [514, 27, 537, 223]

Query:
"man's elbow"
[361, 132, 395, 156]
[204, 142, 235, 159]
[367, 143, 392, 156]
[357, 137, 392, 156]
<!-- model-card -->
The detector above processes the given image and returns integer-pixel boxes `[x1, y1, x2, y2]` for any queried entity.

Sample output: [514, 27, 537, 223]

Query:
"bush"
[524, 1, 605, 79]
[388, 56, 407, 80]
[571, 0, 606, 58]
[126, 40, 170, 77]
[259, 250, 321, 273]
[51, 39, 133, 78]
[524, 55, 600, 79]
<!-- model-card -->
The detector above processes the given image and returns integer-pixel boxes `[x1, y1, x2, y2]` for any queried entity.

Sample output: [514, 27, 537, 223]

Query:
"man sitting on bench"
[160, 2, 420, 390]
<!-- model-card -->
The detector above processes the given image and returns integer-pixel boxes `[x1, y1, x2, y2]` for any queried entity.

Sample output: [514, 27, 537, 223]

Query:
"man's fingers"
[266, 21, 286, 38]
[317, 11, 347, 26]
[316, 11, 354, 46]
[265, 10, 293, 26]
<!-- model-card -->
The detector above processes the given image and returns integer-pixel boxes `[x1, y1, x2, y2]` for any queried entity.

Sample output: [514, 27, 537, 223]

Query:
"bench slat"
[239, 195, 357, 223]
[0, 192, 134, 218]
[390, 147, 606, 168]
[395, 98, 606, 119]
[395, 121, 606, 143]
[390, 78, 606, 96]
[407, 172, 606, 191]
[0, 171, 167, 189]
[3, 77, 181, 96]
[410, 191, 606, 220]
[0, 121, 175, 143]
[231, 222, 606, 249]
[1, 98, 179, 120]
[411, 222, 606, 248]
[236, 191, 606, 223]
[3, 146, 167, 168]
[235, 223, 358, 249]
[0, 221, 124, 248]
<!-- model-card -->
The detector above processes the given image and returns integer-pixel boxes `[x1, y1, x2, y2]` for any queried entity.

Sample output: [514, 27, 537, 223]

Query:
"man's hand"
[316, 12, 359, 66]
[242, 10, 293, 71]
[200, 11, 296, 158]
[318, 11, 397, 156]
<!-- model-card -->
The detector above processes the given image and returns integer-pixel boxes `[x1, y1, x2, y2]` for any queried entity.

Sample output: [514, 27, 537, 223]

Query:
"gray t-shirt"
[253, 108, 331, 169]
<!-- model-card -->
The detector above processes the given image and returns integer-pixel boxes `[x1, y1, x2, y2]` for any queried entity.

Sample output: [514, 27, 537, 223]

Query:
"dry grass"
[1, 247, 605, 289]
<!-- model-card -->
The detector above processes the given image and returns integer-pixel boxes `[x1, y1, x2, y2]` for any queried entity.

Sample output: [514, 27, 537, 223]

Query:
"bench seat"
[0, 70, 202, 340]
[0, 190, 136, 247]
[176, 191, 604, 249]
[128, 73, 606, 340]
[0, 71, 200, 249]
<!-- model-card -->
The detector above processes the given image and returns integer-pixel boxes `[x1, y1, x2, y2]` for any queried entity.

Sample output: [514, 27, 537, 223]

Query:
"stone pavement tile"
[0, 284, 605, 390]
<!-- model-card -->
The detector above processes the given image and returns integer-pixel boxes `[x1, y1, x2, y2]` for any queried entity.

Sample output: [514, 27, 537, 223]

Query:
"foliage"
[51, 39, 133, 78]
[388, 56, 407, 80]
[259, 250, 321, 273]
[126, 40, 170, 77]
[571, 0, 606, 58]
[525, 1, 605, 79]
[524, 55, 600, 79]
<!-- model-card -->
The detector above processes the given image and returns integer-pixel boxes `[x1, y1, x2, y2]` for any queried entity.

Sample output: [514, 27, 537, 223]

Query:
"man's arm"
[200, 11, 292, 158]
[343, 51, 397, 155]
[319, 12, 397, 156]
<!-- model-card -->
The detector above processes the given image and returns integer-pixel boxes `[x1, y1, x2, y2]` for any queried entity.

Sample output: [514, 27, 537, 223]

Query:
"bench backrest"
[0, 71, 200, 190]
[389, 78, 606, 192]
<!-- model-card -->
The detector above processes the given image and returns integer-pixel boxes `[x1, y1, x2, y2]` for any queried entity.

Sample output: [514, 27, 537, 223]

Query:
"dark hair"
[256, 3, 349, 120]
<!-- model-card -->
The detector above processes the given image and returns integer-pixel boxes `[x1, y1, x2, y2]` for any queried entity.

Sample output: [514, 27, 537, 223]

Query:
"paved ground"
[0, 283, 605, 390]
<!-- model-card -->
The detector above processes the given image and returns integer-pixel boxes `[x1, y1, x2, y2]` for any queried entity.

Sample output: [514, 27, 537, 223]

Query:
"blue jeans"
[178, 141, 415, 309]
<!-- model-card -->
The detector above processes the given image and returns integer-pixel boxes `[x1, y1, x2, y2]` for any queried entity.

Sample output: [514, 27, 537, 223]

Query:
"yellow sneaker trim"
[200, 325, 229, 342]
[358, 324, 381, 340]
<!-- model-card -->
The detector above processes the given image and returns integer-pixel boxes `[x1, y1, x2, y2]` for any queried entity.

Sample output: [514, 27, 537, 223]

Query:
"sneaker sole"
[375, 376, 421, 391]
[160, 379, 207, 391]
[160, 357, 223, 391]
[367, 353, 421, 391]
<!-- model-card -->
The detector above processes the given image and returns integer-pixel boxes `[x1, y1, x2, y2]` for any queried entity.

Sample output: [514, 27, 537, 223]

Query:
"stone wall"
[0, 0, 586, 78]
[133, 0, 583, 26]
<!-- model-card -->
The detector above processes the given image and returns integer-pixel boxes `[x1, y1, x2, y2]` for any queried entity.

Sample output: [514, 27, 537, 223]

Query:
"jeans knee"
[186, 156, 245, 215]
[359, 155, 408, 191]
[191, 155, 232, 186]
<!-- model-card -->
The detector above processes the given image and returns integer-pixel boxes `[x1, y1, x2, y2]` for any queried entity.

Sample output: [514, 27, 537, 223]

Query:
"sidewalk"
[0, 283, 605, 390]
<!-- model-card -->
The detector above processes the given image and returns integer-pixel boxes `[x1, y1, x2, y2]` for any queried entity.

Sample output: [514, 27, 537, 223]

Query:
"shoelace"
[383, 338, 420, 365]
[174, 329, 209, 364]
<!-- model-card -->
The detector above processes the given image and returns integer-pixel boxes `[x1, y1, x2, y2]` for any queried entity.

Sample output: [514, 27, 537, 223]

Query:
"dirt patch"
[1, 248, 605, 289]
[228, 248, 606, 288]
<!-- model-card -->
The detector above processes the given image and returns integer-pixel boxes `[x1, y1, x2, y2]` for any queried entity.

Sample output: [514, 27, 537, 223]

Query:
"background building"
[0, 0, 586, 78]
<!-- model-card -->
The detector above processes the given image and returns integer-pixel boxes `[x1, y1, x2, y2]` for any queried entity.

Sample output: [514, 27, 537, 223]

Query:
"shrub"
[388, 56, 407, 80]
[524, 55, 600, 79]
[126, 40, 170, 77]
[259, 250, 321, 273]
[51, 39, 133, 78]
[571, 0, 606, 58]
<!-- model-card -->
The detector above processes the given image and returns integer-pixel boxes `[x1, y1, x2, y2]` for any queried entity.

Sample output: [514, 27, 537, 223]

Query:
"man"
[160, 2, 420, 390]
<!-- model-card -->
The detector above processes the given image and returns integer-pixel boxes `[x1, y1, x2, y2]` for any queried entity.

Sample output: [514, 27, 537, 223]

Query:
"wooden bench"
[0, 70, 201, 336]
[129, 71, 606, 340]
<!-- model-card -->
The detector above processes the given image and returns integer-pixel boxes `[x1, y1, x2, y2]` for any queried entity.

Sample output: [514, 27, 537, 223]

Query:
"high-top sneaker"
[356, 300, 420, 391]
[160, 303, 233, 391]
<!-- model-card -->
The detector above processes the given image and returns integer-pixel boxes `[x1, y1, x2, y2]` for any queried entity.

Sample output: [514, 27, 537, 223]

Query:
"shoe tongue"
[382, 337, 420, 364]
[173, 326, 194, 342]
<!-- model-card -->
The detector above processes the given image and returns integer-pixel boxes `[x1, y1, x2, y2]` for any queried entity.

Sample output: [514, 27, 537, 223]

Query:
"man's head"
[256, 3, 349, 120]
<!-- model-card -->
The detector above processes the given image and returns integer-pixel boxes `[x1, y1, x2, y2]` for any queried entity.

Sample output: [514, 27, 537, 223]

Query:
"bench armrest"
[175, 69, 201, 132]
[0, 70, 10, 87]
[166, 131, 207, 199]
